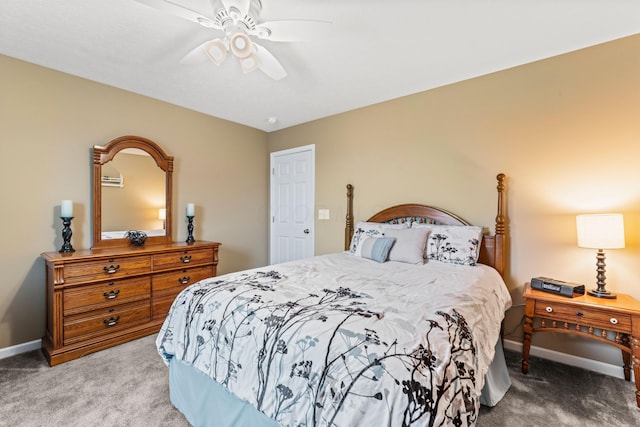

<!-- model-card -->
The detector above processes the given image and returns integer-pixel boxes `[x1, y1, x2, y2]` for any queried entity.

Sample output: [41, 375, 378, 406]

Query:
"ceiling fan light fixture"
[239, 55, 259, 74]
[230, 32, 253, 58]
[203, 39, 228, 65]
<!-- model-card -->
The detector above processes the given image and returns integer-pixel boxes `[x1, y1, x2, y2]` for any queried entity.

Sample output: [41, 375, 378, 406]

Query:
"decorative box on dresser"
[42, 241, 220, 366]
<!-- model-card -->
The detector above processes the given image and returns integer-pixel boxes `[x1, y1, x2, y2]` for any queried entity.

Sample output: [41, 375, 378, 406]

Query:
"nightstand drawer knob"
[545, 306, 553, 313]
[610, 318, 619, 325]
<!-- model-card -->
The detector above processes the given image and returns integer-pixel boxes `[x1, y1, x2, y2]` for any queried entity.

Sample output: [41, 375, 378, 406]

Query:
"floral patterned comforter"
[157, 252, 511, 426]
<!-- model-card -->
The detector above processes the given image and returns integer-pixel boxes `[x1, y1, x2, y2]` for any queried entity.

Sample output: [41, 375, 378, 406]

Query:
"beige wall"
[268, 34, 640, 366]
[0, 54, 269, 349]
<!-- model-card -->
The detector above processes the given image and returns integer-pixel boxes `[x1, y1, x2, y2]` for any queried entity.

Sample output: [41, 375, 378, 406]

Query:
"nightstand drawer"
[534, 301, 631, 332]
[153, 248, 214, 270]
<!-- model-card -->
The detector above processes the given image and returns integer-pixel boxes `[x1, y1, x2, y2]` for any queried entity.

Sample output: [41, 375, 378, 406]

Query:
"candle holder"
[186, 216, 195, 244]
[59, 217, 75, 253]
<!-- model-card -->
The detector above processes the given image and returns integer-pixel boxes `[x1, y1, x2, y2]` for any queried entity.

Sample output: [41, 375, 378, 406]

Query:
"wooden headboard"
[344, 174, 506, 277]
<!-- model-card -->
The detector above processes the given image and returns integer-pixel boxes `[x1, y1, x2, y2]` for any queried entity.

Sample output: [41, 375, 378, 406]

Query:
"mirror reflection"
[101, 148, 166, 240]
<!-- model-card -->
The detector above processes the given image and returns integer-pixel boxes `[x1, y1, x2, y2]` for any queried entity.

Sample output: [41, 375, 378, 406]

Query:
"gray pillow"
[383, 228, 430, 264]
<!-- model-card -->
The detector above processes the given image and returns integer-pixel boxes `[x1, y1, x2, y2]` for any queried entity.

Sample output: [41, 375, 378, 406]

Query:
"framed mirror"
[92, 135, 173, 248]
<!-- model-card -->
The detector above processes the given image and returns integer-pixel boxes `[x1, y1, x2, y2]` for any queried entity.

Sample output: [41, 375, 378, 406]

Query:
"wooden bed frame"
[344, 173, 506, 277]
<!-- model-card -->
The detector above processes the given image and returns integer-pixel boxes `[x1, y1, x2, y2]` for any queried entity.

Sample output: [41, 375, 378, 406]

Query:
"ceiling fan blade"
[253, 43, 287, 80]
[251, 20, 331, 42]
[135, 0, 218, 28]
[222, 0, 251, 19]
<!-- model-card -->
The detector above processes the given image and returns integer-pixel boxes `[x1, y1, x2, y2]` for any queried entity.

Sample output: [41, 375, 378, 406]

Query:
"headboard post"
[495, 173, 506, 236]
[493, 173, 506, 277]
[344, 184, 354, 250]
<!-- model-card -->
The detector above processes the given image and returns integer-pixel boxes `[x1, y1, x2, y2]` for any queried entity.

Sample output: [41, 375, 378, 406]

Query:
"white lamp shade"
[203, 39, 227, 65]
[230, 32, 253, 58]
[239, 55, 259, 74]
[576, 213, 625, 249]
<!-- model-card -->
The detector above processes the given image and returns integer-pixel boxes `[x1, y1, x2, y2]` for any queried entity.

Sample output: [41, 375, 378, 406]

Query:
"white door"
[270, 145, 315, 265]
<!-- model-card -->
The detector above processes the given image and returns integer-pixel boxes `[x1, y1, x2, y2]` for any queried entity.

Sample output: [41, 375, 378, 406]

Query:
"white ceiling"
[2, 0, 640, 132]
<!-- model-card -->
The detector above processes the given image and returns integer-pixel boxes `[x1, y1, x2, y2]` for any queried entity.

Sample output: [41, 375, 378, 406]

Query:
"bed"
[157, 173, 512, 427]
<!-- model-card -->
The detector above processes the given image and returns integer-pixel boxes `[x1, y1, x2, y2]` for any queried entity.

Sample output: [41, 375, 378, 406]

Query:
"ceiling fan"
[135, 0, 330, 80]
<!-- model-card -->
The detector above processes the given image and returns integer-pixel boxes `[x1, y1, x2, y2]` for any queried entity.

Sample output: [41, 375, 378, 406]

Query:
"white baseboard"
[0, 339, 41, 360]
[503, 338, 633, 381]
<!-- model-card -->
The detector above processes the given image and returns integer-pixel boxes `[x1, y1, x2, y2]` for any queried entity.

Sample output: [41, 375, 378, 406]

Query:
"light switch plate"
[318, 209, 330, 220]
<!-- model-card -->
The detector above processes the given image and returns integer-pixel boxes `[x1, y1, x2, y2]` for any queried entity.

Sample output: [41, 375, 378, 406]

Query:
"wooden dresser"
[41, 241, 220, 366]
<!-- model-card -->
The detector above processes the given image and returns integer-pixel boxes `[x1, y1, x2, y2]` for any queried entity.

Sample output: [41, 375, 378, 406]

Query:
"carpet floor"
[1, 335, 639, 426]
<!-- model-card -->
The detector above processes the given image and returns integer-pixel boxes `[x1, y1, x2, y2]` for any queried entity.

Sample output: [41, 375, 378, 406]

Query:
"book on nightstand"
[530, 277, 585, 298]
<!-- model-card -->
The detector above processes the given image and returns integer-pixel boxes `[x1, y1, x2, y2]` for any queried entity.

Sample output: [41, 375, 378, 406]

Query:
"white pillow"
[383, 227, 430, 264]
[349, 221, 408, 254]
[413, 223, 483, 266]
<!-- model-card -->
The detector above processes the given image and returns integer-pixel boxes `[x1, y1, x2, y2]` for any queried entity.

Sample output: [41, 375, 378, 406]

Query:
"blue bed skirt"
[169, 339, 511, 426]
[170, 357, 280, 427]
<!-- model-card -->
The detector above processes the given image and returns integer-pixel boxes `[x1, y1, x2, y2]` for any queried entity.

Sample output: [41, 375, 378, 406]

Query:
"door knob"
[303, 229, 310, 234]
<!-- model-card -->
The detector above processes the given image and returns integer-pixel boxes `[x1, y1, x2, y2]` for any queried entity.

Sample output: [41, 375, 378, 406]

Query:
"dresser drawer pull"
[610, 318, 619, 325]
[103, 289, 120, 300]
[545, 306, 553, 313]
[180, 255, 192, 263]
[178, 276, 191, 285]
[575, 312, 584, 317]
[103, 315, 120, 327]
[103, 264, 120, 274]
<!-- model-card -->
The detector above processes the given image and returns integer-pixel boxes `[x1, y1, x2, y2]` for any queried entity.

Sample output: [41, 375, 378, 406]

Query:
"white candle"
[186, 203, 195, 217]
[61, 200, 73, 217]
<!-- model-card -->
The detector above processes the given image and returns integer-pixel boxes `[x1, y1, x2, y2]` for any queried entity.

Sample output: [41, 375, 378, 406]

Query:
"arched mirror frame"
[92, 135, 174, 249]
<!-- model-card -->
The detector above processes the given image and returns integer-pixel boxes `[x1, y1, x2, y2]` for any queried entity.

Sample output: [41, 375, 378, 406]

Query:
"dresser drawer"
[63, 255, 152, 284]
[63, 277, 151, 316]
[152, 294, 180, 321]
[152, 265, 214, 297]
[63, 301, 151, 345]
[534, 301, 631, 332]
[153, 248, 214, 270]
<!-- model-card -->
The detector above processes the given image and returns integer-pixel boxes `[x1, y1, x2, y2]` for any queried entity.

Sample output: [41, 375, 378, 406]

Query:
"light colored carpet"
[478, 349, 640, 427]
[1, 335, 640, 426]
[0, 335, 189, 427]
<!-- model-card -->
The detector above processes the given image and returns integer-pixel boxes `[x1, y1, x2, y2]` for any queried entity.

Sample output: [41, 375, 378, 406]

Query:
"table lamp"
[576, 213, 625, 299]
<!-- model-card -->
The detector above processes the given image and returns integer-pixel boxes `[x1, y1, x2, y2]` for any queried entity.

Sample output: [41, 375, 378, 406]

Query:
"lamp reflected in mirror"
[159, 208, 167, 229]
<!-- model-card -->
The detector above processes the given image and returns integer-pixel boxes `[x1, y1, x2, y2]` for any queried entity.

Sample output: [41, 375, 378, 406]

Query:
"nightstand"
[522, 283, 640, 408]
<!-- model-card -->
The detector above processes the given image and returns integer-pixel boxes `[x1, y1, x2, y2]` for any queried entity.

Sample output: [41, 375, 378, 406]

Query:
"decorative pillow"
[383, 227, 430, 264]
[349, 221, 408, 254]
[413, 223, 483, 266]
[357, 236, 396, 263]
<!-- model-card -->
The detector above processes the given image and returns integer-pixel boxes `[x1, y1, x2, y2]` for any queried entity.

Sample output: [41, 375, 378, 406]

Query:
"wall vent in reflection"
[101, 174, 124, 188]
